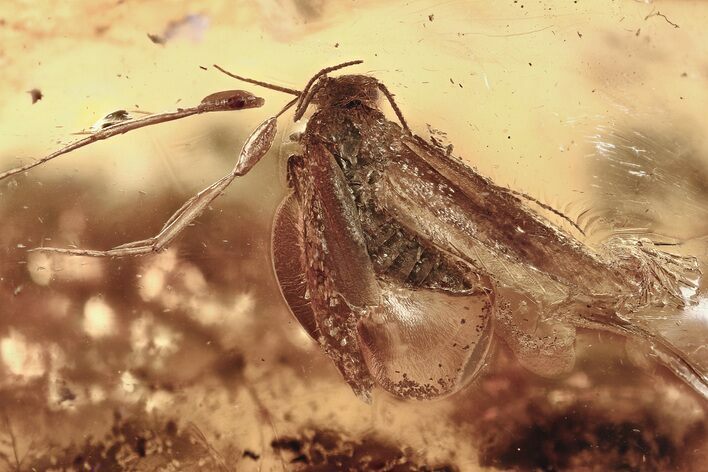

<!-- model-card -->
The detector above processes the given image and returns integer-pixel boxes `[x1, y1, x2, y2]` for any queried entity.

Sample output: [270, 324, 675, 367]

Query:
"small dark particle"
[199, 65, 207, 71]
[428, 14, 434, 22]
[242, 450, 260, 460]
[58, 384, 77, 402]
[635, 28, 641, 37]
[334, 42, 339, 48]
[147, 33, 164, 44]
[577, 31, 582, 38]
[165, 420, 177, 436]
[28, 88, 43, 104]
[135, 436, 147, 457]
[528, 62, 532, 66]
[460, 318, 466, 324]
[681, 72, 688, 77]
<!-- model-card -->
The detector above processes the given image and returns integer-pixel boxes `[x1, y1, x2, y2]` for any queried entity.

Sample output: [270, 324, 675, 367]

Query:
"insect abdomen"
[361, 210, 478, 292]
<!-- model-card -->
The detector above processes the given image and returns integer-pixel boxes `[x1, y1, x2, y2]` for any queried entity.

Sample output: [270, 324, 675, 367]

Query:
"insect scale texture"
[3, 61, 705, 402]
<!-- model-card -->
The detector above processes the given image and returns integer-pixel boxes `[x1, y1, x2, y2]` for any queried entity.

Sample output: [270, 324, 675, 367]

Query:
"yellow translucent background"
[1, 1, 707, 470]
[3, 0, 707, 203]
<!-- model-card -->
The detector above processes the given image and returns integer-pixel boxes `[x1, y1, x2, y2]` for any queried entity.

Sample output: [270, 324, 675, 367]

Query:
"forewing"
[299, 140, 381, 309]
[287, 144, 384, 401]
[388, 137, 626, 302]
[381, 137, 568, 304]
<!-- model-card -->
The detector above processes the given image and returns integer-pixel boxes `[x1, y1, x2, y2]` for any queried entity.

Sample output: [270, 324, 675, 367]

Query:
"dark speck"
[28, 88, 42, 104]
[135, 436, 147, 457]
[147, 33, 164, 44]
[243, 450, 260, 460]
[165, 420, 177, 436]
[271, 438, 303, 453]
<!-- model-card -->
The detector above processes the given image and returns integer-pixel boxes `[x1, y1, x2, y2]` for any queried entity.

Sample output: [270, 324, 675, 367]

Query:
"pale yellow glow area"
[0, 331, 45, 378]
[83, 295, 117, 338]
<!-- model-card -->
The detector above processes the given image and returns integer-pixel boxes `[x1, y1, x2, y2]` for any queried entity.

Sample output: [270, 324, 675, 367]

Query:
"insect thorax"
[305, 104, 480, 295]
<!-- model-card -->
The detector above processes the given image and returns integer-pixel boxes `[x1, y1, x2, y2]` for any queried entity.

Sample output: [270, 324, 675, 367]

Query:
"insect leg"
[31, 117, 278, 257]
[137, 99, 296, 243]
[376, 82, 410, 133]
[149, 174, 231, 235]
[112, 238, 158, 250]
[0, 91, 264, 182]
[134, 98, 297, 248]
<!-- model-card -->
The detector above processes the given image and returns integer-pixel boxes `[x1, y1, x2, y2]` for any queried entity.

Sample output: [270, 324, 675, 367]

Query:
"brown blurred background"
[0, 1, 707, 470]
